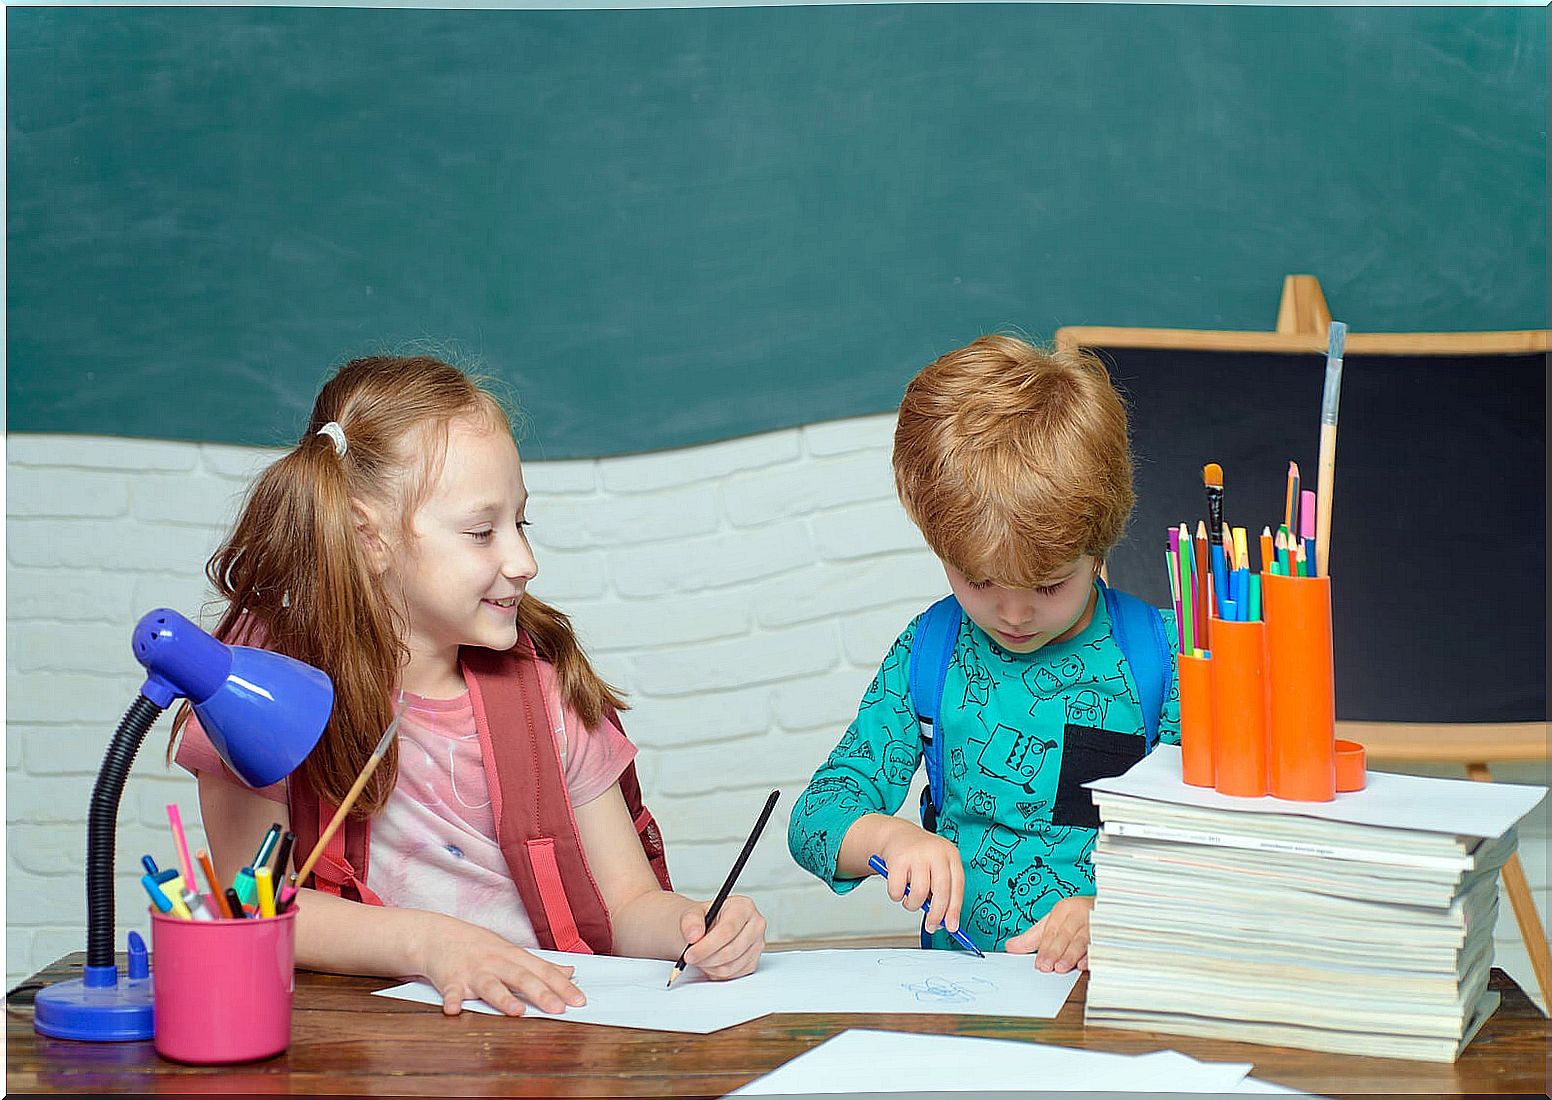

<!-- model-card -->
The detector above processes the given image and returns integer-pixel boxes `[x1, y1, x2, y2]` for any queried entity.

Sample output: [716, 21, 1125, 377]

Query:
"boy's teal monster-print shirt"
[788, 583, 1180, 952]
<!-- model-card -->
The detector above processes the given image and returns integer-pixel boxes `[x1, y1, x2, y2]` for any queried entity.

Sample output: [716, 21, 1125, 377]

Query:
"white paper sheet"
[373, 946, 1080, 1033]
[728, 1029, 1253, 1094]
[1087, 745, 1546, 839]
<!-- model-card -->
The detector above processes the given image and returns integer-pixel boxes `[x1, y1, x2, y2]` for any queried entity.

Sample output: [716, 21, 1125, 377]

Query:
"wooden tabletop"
[8, 939, 1549, 1097]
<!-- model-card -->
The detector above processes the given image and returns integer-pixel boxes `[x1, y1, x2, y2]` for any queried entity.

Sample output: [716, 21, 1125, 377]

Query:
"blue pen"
[867, 855, 985, 958]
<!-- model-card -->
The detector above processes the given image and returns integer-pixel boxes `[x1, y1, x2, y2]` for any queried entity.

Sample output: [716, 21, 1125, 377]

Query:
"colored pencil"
[1284, 461, 1301, 536]
[166, 803, 196, 888]
[668, 789, 783, 986]
[196, 848, 230, 918]
[1193, 521, 1210, 640]
[1259, 527, 1274, 575]
[1178, 524, 1196, 655]
[1165, 546, 1183, 654]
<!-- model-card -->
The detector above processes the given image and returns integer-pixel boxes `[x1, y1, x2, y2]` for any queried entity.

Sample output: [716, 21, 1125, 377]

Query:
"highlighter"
[233, 865, 258, 907]
[160, 875, 193, 919]
[254, 866, 276, 918]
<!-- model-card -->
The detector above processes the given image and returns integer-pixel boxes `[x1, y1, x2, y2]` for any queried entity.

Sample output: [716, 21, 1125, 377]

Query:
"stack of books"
[1083, 746, 1545, 1063]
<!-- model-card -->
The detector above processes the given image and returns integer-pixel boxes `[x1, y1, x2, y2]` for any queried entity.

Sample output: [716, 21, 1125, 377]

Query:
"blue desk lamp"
[32, 609, 333, 1042]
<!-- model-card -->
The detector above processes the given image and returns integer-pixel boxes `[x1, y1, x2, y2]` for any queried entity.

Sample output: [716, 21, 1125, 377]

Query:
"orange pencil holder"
[1263, 571, 1337, 801]
[1177, 651, 1215, 787]
[1208, 616, 1268, 797]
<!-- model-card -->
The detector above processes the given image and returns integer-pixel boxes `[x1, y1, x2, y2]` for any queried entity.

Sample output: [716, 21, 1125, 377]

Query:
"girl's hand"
[418, 915, 588, 1016]
[1003, 895, 1095, 973]
[877, 821, 967, 935]
[678, 895, 766, 980]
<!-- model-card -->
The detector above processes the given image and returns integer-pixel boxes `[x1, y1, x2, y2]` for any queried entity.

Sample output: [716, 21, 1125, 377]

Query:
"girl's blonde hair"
[893, 334, 1134, 587]
[173, 355, 624, 816]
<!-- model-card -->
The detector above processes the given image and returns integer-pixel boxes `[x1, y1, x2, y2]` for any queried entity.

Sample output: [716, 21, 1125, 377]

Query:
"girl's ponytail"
[183, 426, 402, 815]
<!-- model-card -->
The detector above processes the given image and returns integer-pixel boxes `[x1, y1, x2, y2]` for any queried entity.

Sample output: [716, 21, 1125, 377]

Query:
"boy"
[788, 334, 1179, 973]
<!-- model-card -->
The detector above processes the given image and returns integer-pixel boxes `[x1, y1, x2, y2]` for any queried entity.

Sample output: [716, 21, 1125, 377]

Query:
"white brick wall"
[6, 424, 1548, 1013]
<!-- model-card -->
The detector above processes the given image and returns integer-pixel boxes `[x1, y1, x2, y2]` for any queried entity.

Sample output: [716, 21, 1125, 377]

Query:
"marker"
[254, 866, 277, 918]
[224, 887, 248, 920]
[275, 885, 298, 914]
[867, 855, 986, 958]
[140, 855, 160, 877]
[251, 823, 283, 872]
[233, 866, 257, 907]
[161, 876, 192, 919]
[270, 831, 296, 880]
[1300, 489, 1318, 573]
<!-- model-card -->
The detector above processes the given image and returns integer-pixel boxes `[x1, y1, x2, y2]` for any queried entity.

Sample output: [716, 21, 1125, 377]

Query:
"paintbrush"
[1315, 322, 1347, 576]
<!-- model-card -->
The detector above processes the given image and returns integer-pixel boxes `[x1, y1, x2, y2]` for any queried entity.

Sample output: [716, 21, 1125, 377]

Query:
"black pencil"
[667, 789, 780, 988]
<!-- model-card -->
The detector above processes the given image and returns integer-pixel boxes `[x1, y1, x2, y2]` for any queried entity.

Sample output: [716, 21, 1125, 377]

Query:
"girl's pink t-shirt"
[174, 656, 636, 948]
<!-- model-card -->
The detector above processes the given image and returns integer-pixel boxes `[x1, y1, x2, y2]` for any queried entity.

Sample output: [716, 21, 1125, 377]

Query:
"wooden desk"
[8, 941, 1549, 1097]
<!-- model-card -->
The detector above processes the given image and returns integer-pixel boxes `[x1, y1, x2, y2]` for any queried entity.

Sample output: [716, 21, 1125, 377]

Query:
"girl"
[174, 356, 766, 1015]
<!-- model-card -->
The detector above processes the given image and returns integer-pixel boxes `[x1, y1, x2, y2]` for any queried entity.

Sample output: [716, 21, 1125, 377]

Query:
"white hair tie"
[316, 421, 348, 457]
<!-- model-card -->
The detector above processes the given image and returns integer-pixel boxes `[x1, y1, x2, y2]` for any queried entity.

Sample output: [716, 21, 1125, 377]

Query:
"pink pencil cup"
[151, 906, 296, 1064]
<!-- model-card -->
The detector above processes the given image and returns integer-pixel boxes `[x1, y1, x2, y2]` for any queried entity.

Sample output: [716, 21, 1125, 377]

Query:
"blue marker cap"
[140, 874, 173, 913]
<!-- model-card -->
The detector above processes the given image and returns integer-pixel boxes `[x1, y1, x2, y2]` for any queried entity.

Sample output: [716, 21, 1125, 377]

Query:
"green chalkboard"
[7, 5, 1545, 459]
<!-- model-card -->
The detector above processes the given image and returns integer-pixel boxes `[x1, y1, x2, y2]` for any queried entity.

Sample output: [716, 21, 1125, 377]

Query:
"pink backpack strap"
[463, 638, 611, 954]
[309, 801, 383, 906]
[288, 769, 382, 906]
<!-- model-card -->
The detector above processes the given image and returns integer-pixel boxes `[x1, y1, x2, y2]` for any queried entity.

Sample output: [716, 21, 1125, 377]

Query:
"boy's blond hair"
[893, 334, 1134, 587]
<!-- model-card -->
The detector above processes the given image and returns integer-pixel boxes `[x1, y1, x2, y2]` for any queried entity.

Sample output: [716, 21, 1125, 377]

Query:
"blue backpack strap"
[1100, 578, 1173, 752]
[907, 595, 962, 817]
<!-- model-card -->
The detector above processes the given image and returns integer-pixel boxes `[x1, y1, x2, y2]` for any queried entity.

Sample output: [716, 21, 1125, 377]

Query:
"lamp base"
[34, 964, 153, 1042]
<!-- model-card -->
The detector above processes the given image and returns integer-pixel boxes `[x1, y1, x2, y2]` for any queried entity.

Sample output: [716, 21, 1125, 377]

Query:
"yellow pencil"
[1232, 527, 1249, 574]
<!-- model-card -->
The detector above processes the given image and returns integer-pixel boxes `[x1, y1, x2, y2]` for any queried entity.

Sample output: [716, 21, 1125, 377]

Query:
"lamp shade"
[133, 608, 332, 787]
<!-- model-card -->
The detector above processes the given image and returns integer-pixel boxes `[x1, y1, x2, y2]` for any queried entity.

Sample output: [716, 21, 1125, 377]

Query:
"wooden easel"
[1058, 275, 1551, 1009]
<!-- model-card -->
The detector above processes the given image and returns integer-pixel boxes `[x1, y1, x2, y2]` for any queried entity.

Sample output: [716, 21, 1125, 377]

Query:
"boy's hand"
[679, 895, 766, 980]
[1003, 895, 1094, 973]
[418, 914, 588, 1016]
[877, 821, 967, 935]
